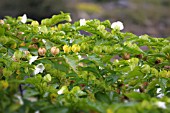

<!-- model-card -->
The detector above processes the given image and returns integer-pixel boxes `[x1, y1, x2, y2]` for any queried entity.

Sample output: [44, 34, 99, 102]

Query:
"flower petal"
[156, 101, 166, 109]
[15, 95, 24, 105]
[21, 14, 27, 24]
[42, 39, 46, 44]
[29, 56, 38, 64]
[111, 21, 124, 30]
[80, 19, 86, 26]
[33, 63, 45, 75]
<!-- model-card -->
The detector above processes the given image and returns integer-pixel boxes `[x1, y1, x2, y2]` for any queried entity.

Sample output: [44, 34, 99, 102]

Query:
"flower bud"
[141, 64, 150, 74]
[150, 68, 158, 77]
[3, 68, 12, 77]
[155, 58, 162, 64]
[63, 45, 71, 53]
[159, 70, 170, 78]
[5, 24, 10, 30]
[50, 47, 60, 56]
[93, 46, 102, 54]
[17, 32, 24, 35]
[122, 53, 130, 60]
[29, 44, 38, 49]
[136, 54, 143, 59]
[80, 43, 89, 51]
[32, 38, 39, 43]
[13, 50, 23, 61]
[31, 21, 39, 26]
[20, 42, 26, 47]
[43, 74, 52, 82]
[103, 46, 112, 54]
[0, 80, 8, 89]
[12, 55, 19, 62]
[50, 93, 57, 103]
[0, 19, 4, 25]
[38, 47, 46, 56]
[72, 44, 80, 53]
[23, 50, 30, 56]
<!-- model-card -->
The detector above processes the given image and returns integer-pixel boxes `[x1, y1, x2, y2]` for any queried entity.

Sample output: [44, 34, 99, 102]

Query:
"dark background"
[0, 0, 170, 37]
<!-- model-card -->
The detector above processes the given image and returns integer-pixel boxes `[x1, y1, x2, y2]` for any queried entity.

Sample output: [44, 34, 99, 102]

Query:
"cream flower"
[57, 86, 68, 95]
[80, 19, 86, 26]
[156, 88, 164, 98]
[33, 63, 45, 75]
[35, 111, 40, 113]
[111, 21, 124, 30]
[21, 14, 27, 24]
[156, 101, 166, 109]
[42, 39, 46, 44]
[29, 56, 38, 64]
[68, 15, 72, 22]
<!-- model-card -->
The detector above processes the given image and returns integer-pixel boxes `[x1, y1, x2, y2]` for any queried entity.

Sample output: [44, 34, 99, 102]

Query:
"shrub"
[0, 12, 170, 113]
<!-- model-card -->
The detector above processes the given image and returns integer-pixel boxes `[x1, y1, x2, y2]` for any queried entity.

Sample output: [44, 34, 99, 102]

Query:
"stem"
[19, 84, 23, 97]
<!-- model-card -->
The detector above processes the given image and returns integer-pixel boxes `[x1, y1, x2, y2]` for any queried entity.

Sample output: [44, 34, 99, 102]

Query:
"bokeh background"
[0, 0, 170, 37]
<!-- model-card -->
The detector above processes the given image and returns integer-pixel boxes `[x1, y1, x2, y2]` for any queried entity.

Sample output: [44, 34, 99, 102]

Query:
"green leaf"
[95, 91, 111, 103]
[70, 86, 87, 97]
[41, 107, 68, 113]
[159, 78, 168, 93]
[66, 72, 78, 78]
[146, 79, 159, 92]
[52, 60, 69, 72]
[125, 92, 150, 101]
[127, 67, 143, 78]
[0, 27, 5, 36]
[0, 46, 7, 53]
[105, 74, 119, 85]
[64, 55, 78, 72]
[43, 39, 54, 50]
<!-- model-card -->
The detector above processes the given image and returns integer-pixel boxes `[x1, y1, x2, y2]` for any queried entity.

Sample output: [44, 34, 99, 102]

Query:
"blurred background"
[0, 0, 170, 37]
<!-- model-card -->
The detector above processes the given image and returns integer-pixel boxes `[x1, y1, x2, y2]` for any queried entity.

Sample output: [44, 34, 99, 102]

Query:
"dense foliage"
[0, 12, 170, 113]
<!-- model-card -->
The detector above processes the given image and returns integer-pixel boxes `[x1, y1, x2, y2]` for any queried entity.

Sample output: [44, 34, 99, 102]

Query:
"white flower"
[115, 59, 119, 62]
[57, 86, 68, 95]
[157, 88, 161, 94]
[111, 21, 124, 30]
[35, 111, 40, 113]
[27, 97, 38, 102]
[80, 19, 86, 26]
[42, 39, 46, 44]
[156, 101, 166, 109]
[15, 95, 24, 105]
[21, 14, 27, 24]
[70, 39, 74, 43]
[57, 89, 64, 95]
[68, 15, 72, 22]
[156, 88, 164, 98]
[33, 63, 45, 75]
[99, 66, 103, 70]
[78, 54, 82, 60]
[134, 89, 140, 92]
[157, 93, 164, 98]
[29, 56, 38, 64]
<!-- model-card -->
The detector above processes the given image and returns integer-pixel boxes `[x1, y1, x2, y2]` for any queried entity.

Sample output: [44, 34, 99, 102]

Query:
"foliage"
[0, 12, 170, 113]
